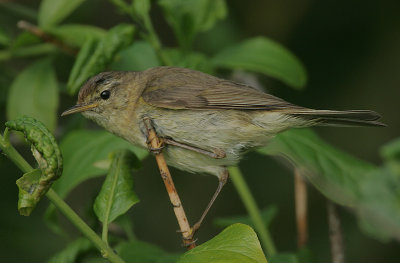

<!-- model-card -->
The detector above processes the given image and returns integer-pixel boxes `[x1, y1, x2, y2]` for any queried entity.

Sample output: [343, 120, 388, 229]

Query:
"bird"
[62, 66, 384, 234]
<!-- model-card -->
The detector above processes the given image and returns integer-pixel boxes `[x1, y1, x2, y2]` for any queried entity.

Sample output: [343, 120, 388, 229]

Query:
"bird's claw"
[181, 238, 198, 247]
[213, 149, 226, 159]
[177, 223, 201, 241]
[148, 145, 165, 154]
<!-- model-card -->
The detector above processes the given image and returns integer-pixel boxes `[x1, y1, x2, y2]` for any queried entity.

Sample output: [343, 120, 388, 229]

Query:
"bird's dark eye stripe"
[100, 90, 111, 100]
[95, 78, 106, 85]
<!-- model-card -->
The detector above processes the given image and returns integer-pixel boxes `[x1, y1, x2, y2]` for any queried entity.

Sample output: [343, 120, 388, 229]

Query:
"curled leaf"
[6, 116, 63, 215]
[16, 169, 42, 216]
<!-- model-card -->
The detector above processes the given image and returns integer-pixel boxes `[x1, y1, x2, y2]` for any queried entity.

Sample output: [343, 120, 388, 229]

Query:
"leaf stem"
[122, 1, 172, 66]
[140, 16, 172, 66]
[102, 219, 109, 246]
[0, 133, 125, 263]
[228, 166, 277, 256]
[101, 156, 124, 245]
[46, 189, 124, 263]
[0, 130, 32, 173]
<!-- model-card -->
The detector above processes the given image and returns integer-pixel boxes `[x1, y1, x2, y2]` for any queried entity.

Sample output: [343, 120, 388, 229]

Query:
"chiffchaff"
[62, 66, 384, 232]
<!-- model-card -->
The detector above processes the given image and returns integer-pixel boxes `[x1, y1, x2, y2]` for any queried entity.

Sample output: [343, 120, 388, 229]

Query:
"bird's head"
[62, 72, 138, 127]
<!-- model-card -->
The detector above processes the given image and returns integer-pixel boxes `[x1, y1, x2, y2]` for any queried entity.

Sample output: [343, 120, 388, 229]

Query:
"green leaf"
[258, 128, 375, 206]
[6, 116, 63, 216]
[214, 205, 277, 230]
[117, 240, 181, 263]
[38, 0, 86, 28]
[46, 238, 93, 263]
[158, 0, 226, 49]
[211, 37, 307, 89]
[111, 41, 160, 71]
[94, 150, 139, 223]
[381, 137, 400, 175]
[0, 2, 37, 21]
[11, 32, 41, 48]
[47, 24, 106, 47]
[381, 137, 400, 160]
[355, 167, 400, 241]
[16, 169, 42, 216]
[259, 128, 400, 242]
[67, 24, 135, 94]
[178, 224, 268, 263]
[132, 0, 151, 17]
[0, 44, 57, 61]
[7, 59, 59, 132]
[53, 130, 147, 197]
[164, 48, 214, 73]
[46, 130, 147, 235]
[67, 37, 97, 92]
[0, 28, 10, 46]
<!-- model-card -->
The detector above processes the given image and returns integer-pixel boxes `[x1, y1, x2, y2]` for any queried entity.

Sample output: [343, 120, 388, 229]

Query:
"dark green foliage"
[67, 24, 136, 94]
[94, 150, 140, 224]
[0, 0, 397, 262]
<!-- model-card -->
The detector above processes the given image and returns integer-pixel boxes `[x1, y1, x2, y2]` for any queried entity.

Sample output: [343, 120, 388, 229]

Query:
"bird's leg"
[146, 138, 165, 154]
[163, 138, 226, 159]
[188, 169, 229, 239]
[144, 122, 165, 154]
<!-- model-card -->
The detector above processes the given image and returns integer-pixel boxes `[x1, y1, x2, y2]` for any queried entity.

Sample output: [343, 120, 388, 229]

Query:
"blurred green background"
[1, 0, 399, 262]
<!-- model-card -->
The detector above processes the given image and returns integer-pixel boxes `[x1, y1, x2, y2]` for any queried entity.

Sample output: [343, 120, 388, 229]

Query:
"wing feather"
[141, 67, 301, 111]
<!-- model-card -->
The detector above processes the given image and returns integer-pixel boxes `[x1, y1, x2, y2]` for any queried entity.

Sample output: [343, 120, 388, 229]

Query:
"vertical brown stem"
[327, 200, 345, 263]
[295, 168, 308, 248]
[143, 118, 196, 249]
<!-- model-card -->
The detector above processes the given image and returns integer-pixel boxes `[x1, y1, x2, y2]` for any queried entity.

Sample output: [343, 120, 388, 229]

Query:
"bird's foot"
[146, 136, 165, 154]
[148, 145, 165, 155]
[212, 148, 226, 159]
[177, 222, 201, 241]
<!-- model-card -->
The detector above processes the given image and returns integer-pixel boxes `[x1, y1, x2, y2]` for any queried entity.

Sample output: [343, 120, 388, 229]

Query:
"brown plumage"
[66, 66, 385, 176]
[63, 66, 384, 233]
[141, 67, 383, 127]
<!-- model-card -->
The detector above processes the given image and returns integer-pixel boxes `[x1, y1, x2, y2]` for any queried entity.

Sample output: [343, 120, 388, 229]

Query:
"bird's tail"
[288, 109, 386, 127]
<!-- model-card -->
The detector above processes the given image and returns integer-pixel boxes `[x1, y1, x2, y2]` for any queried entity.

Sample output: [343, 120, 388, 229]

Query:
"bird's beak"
[61, 103, 99, 116]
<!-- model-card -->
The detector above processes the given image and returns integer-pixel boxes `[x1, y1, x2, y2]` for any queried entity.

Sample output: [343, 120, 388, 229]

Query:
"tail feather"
[289, 109, 386, 127]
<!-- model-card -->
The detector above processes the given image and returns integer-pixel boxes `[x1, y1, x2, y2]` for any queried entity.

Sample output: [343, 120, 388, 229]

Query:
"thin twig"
[327, 200, 346, 263]
[295, 168, 308, 248]
[143, 117, 196, 249]
[17, 20, 78, 55]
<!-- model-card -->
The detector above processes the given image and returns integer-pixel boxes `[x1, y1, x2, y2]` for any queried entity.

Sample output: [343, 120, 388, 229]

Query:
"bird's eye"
[100, 90, 110, 100]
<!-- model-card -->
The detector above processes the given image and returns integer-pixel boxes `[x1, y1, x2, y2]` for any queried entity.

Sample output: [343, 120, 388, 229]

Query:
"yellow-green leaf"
[38, 0, 86, 28]
[212, 37, 307, 89]
[178, 224, 268, 263]
[94, 150, 140, 223]
[7, 59, 58, 132]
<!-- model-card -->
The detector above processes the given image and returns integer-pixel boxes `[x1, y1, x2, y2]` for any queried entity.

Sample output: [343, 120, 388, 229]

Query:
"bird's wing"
[141, 69, 302, 111]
